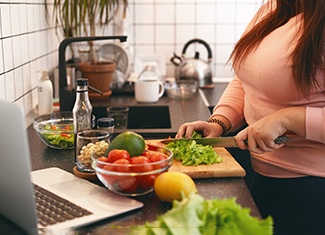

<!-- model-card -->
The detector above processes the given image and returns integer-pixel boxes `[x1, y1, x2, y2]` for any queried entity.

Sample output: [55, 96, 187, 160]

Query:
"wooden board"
[147, 141, 246, 179]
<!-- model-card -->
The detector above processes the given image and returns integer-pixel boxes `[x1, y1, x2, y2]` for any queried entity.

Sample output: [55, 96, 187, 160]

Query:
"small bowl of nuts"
[75, 130, 110, 173]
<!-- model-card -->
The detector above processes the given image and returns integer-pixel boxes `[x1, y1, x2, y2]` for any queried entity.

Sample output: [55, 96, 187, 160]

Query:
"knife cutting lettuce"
[130, 193, 273, 235]
[165, 131, 222, 166]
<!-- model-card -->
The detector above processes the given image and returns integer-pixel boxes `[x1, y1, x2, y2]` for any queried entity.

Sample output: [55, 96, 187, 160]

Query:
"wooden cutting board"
[147, 141, 246, 179]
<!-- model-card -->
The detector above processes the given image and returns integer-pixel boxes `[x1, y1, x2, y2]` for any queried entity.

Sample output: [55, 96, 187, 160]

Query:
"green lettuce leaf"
[130, 193, 273, 235]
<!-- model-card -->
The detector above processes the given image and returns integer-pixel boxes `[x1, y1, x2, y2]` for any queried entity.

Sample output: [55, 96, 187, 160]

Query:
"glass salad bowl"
[33, 112, 74, 149]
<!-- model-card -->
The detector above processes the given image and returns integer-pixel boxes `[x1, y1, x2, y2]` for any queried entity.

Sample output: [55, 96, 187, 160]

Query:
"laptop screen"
[0, 101, 38, 235]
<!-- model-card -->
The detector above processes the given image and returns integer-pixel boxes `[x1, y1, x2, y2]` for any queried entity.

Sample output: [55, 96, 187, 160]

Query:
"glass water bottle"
[73, 78, 93, 171]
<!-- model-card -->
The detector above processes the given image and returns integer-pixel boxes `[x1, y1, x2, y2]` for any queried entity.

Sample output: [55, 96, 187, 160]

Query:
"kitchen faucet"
[58, 36, 127, 111]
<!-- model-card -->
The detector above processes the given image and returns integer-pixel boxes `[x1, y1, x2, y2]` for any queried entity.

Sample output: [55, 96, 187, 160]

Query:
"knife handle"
[244, 135, 288, 145]
[274, 135, 288, 144]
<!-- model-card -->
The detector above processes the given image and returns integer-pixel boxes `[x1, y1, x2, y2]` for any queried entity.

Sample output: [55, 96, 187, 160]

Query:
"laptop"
[0, 100, 143, 235]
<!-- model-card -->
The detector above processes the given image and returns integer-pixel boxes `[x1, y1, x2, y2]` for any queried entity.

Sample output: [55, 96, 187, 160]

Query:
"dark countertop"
[1, 86, 260, 234]
[201, 82, 229, 108]
[25, 124, 260, 234]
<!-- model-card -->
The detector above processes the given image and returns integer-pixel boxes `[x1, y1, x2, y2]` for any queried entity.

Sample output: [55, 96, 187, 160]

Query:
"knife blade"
[160, 135, 288, 148]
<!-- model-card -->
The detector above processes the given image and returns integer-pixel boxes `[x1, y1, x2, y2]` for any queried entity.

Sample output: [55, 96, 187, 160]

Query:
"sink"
[127, 106, 171, 129]
[92, 105, 171, 129]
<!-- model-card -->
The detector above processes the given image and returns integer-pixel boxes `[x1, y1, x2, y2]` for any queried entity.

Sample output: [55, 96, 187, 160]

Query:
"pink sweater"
[212, 5, 325, 178]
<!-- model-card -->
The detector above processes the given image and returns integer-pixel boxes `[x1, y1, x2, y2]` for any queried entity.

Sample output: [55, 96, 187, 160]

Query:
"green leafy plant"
[45, 0, 128, 63]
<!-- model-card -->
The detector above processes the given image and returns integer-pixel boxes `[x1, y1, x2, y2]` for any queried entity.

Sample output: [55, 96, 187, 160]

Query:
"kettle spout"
[170, 52, 182, 66]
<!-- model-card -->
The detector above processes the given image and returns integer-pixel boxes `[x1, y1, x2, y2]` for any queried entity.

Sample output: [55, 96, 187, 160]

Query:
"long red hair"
[231, 0, 325, 96]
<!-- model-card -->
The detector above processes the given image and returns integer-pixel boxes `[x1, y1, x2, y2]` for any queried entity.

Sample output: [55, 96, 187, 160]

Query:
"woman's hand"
[235, 107, 306, 154]
[176, 121, 224, 138]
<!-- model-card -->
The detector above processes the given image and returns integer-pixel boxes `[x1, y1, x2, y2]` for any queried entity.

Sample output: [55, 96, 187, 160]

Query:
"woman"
[176, 1, 325, 234]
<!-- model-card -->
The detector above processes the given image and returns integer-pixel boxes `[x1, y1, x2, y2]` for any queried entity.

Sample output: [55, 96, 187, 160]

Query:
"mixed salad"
[42, 124, 74, 149]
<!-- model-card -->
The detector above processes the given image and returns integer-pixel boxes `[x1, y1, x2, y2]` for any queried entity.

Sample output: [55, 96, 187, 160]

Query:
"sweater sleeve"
[305, 107, 325, 144]
[211, 76, 246, 132]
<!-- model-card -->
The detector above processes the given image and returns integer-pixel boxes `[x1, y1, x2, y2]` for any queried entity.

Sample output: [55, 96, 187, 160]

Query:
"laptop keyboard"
[33, 184, 93, 226]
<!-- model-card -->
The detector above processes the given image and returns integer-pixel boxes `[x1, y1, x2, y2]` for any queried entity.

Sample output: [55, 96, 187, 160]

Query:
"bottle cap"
[40, 70, 49, 80]
[97, 117, 115, 128]
[76, 78, 88, 86]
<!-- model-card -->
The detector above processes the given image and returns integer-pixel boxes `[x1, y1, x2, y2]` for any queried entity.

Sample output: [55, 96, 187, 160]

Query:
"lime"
[107, 131, 146, 157]
[154, 172, 197, 202]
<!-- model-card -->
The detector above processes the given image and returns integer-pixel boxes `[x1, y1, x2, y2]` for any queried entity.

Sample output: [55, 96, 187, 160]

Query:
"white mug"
[134, 80, 165, 103]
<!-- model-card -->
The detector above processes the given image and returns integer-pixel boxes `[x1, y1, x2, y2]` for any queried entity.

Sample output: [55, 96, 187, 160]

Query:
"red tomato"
[112, 159, 131, 172]
[145, 152, 168, 170]
[60, 133, 71, 138]
[107, 149, 131, 163]
[137, 174, 157, 190]
[130, 156, 153, 172]
[97, 156, 109, 162]
[96, 156, 109, 168]
[116, 176, 138, 194]
[141, 151, 152, 158]
[148, 152, 167, 162]
[99, 173, 116, 187]
[146, 143, 164, 151]
[102, 164, 114, 172]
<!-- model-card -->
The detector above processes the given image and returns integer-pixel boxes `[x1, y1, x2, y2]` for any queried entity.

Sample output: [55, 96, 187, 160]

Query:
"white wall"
[0, 0, 262, 119]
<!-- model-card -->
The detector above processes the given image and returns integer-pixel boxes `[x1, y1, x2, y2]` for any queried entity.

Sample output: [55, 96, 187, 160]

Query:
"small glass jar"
[97, 117, 115, 142]
[76, 130, 110, 173]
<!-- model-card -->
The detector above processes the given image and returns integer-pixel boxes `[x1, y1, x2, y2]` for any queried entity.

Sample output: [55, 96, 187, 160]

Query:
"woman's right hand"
[176, 121, 224, 138]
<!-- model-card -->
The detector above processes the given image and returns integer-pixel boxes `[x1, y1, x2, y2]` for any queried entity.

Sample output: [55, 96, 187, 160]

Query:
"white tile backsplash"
[134, 5, 154, 24]
[175, 4, 196, 24]
[216, 3, 236, 24]
[5, 71, 15, 102]
[155, 25, 175, 44]
[175, 25, 196, 44]
[196, 4, 216, 24]
[3, 38, 14, 71]
[0, 0, 263, 119]
[196, 25, 216, 45]
[155, 4, 175, 24]
[14, 67, 24, 99]
[236, 3, 259, 24]
[1, 5, 12, 37]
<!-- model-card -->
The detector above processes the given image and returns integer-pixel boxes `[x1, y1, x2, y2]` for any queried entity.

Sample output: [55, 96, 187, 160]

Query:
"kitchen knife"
[160, 135, 288, 148]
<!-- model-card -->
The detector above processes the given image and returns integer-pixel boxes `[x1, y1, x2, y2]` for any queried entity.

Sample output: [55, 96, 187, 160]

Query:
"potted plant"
[46, 0, 128, 99]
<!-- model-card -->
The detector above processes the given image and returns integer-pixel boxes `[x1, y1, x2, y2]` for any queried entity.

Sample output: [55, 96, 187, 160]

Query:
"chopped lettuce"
[191, 131, 203, 138]
[166, 140, 222, 166]
[42, 132, 74, 148]
[130, 193, 273, 235]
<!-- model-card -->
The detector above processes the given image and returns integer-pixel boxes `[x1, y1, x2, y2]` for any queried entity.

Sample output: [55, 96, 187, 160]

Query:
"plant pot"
[78, 62, 116, 100]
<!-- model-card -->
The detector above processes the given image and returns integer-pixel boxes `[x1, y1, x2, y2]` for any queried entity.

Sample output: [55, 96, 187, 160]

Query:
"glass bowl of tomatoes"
[91, 144, 173, 196]
[33, 112, 75, 149]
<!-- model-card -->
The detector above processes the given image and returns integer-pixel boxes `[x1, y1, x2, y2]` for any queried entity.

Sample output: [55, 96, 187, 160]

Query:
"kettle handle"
[181, 38, 213, 63]
[170, 52, 182, 66]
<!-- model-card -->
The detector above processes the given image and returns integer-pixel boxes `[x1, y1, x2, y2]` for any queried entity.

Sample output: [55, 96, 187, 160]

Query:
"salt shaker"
[97, 117, 115, 142]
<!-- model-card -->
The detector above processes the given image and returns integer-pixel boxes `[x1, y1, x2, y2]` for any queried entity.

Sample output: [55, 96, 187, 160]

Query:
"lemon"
[106, 131, 146, 157]
[154, 172, 197, 202]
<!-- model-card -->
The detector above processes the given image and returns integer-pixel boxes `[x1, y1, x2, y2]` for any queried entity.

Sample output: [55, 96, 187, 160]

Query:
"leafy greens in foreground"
[130, 193, 273, 235]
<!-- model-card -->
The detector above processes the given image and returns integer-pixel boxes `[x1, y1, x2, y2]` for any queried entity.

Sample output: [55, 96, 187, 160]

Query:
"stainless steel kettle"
[171, 38, 213, 88]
